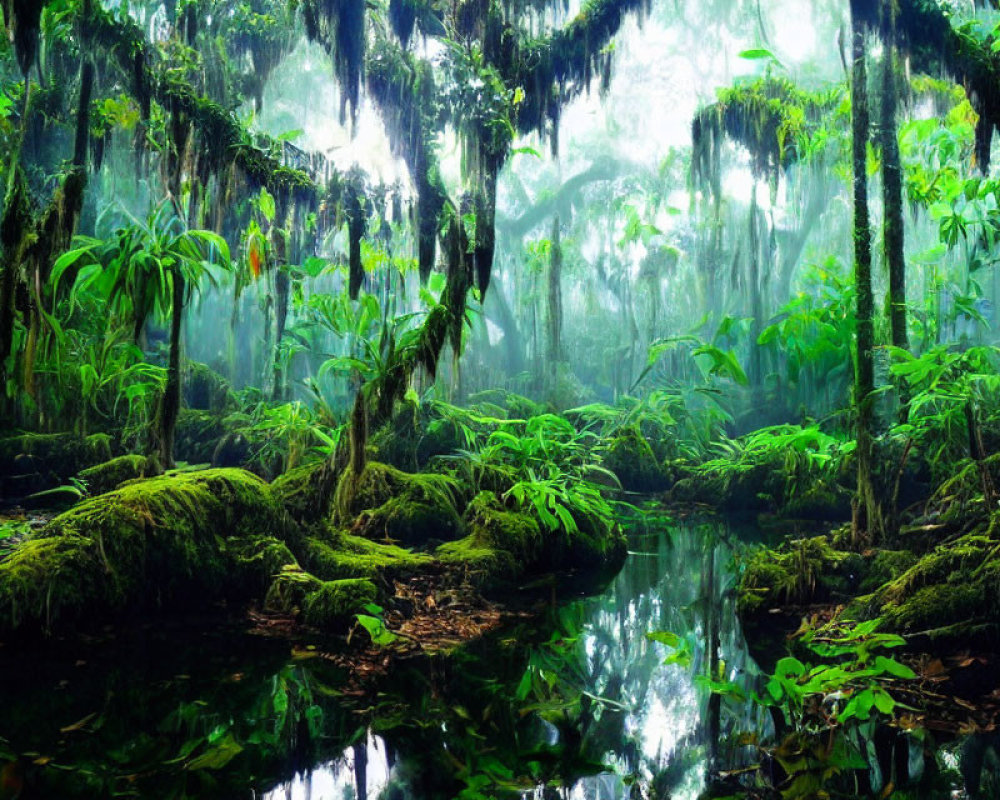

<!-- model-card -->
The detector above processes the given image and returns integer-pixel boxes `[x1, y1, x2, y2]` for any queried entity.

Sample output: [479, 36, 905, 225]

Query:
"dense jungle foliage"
[3, 0, 1000, 797]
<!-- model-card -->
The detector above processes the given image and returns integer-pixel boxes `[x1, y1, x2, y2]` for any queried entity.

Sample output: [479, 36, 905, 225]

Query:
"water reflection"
[262, 733, 392, 800]
[260, 515, 767, 800]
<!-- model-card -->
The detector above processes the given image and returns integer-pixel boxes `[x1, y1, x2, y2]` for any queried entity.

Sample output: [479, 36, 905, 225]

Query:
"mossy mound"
[857, 526, 1000, 644]
[0, 432, 113, 496]
[438, 490, 626, 585]
[271, 461, 340, 524]
[263, 564, 376, 627]
[173, 410, 227, 464]
[183, 361, 235, 414]
[335, 462, 466, 547]
[79, 454, 163, 496]
[0, 469, 288, 634]
[603, 426, 668, 493]
[670, 463, 783, 512]
[738, 536, 852, 616]
[303, 578, 377, 628]
[437, 491, 543, 583]
[301, 528, 431, 581]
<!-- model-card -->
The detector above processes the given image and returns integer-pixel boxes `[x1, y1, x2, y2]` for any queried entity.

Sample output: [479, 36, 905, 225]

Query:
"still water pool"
[0, 515, 982, 798]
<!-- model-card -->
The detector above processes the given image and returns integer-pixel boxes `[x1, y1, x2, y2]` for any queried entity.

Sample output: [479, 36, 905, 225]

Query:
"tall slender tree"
[850, 0, 883, 543]
[880, 4, 909, 394]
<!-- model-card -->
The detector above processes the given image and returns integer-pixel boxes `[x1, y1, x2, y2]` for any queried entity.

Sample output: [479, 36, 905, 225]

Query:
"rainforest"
[2, 0, 1000, 797]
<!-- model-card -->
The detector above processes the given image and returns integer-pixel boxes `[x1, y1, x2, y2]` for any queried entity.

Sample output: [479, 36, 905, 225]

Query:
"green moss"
[858, 549, 919, 594]
[436, 491, 543, 584]
[603, 426, 668, 492]
[228, 535, 299, 595]
[302, 578, 377, 628]
[862, 528, 1000, 641]
[301, 528, 430, 581]
[79, 455, 162, 496]
[264, 564, 321, 615]
[0, 432, 114, 479]
[0, 469, 286, 634]
[738, 536, 850, 616]
[173, 410, 227, 464]
[334, 462, 466, 546]
[436, 490, 625, 586]
[271, 461, 339, 524]
[780, 482, 852, 521]
[184, 361, 234, 413]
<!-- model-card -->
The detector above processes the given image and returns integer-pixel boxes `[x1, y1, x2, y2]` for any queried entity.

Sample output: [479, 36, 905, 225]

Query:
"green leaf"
[186, 734, 243, 770]
[257, 188, 276, 223]
[874, 655, 915, 679]
[647, 631, 681, 648]
[739, 47, 778, 61]
[873, 689, 895, 715]
[356, 614, 398, 646]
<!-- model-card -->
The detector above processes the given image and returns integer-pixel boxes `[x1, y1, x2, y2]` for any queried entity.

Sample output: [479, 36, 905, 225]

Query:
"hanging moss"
[345, 172, 367, 299]
[890, 0, 1000, 172]
[691, 77, 837, 198]
[389, 0, 418, 48]
[4, 0, 43, 75]
[87, 6, 322, 207]
[302, 0, 366, 125]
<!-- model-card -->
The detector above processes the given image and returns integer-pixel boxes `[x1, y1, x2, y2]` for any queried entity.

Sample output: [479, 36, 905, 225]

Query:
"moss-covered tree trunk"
[748, 183, 764, 406]
[160, 271, 185, 469]
[272, 226, 289, 401]
[850, 7, 883, 544]
[546, 214, 563, 377]
[880, 11, 908, 406]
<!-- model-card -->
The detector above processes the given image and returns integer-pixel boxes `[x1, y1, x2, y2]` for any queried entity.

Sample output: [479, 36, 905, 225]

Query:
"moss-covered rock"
[738, 536, 851, 616]
[271, 461, 340, 524]
[228, 535, 299, 595]
[263, 565, 376, 627]
[334, 462, 466, 546]
[183, 361, 235, 414]
[0, 469, 286, 634]
[437, 490, 626, 586]
[301, 528, 431, 581]
[302, 578, 377, 628]
[0, 432, 113, 493]
[603, 426, 669, 493]
[437, 491, 543, 583]
[79, 454, 163, 496]
[855, 526, 1000, 644]
[173, 410, 227, 464]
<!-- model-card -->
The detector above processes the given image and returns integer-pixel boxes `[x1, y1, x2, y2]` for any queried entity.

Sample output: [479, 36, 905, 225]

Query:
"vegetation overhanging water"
[2, 0, 1000, 797]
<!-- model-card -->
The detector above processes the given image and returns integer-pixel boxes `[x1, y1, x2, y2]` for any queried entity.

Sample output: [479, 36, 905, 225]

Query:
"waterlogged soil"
[0, 514, 996, 799]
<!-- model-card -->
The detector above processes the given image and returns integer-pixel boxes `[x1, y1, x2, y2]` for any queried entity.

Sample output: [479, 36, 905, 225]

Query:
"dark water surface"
[0, 514, 981, 799]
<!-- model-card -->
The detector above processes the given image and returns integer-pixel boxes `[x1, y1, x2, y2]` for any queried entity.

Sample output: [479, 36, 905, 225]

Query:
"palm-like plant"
[52, 204, 230, 466]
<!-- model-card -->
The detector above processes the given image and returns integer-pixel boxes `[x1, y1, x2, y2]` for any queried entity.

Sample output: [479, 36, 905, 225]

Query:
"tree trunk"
[546, 214, 563, 376]
[272, 228, 289, 401]
[850, 7, 883, 544]
[880, 13, 909, 409]
[160, 270, 185, 469]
